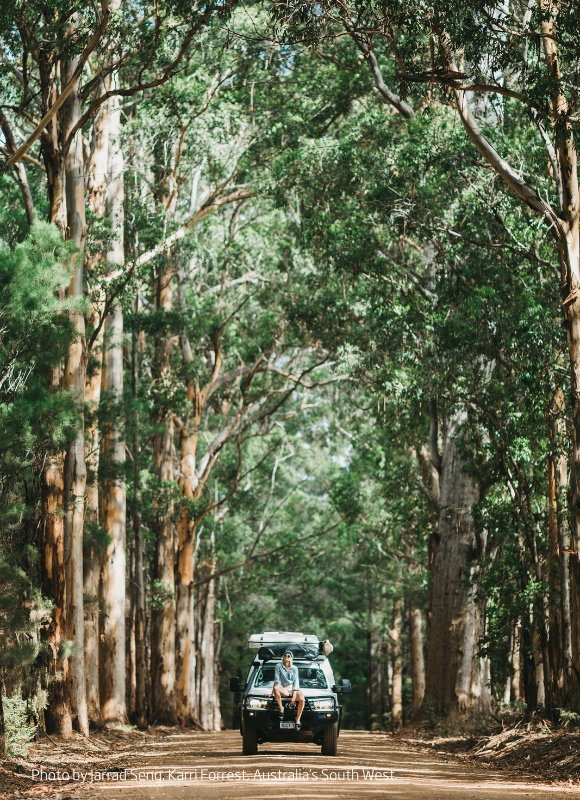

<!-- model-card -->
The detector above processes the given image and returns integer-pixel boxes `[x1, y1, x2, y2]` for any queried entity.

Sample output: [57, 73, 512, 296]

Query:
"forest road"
[80, 730, 574, 800]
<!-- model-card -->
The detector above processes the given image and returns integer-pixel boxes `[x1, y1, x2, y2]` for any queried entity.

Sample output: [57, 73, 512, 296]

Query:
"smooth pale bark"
[511, 622, 522, 703]
[127, 541, 136, 716]
[61, 54, 89, 737]
[82, 81, 111, 727]
[552, 389, 573, 705]
[151, 413, 177, 722]
[175, 277, 202, 725]
[456, 562, 491, 712]
[533, 624, 546, 709]
[83, 332, 104, 726]
[132, 308, 148, 728]
[409, 605, 425, 715]
[99, 86, 127, 724]
[366, 631, 388, 728]
[548, 428, 562, 707]
[423, 413, 490, 714]
[99, 304, 127, 722]
[175, 512, 197, 726]
[151, 264, 177, 724]
[175, 375, 200, 725]
[390, 600, 403, 732]
[194, 577, 222, 731]
[503, 627, 514, 705]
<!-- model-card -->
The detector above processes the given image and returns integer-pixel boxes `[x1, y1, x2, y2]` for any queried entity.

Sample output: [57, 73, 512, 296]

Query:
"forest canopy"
[1, 0, 580, 750]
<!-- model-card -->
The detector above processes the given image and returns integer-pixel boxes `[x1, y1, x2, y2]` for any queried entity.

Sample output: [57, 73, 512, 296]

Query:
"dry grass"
[400, 713, 580, 786]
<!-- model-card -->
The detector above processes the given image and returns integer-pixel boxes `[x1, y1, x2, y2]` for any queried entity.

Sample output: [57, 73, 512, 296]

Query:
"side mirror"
[332, 679, 351, 694]
[230, 676, 242, 692]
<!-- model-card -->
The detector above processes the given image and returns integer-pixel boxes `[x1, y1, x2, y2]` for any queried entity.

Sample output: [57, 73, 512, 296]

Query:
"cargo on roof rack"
[248, 631, 319, 648]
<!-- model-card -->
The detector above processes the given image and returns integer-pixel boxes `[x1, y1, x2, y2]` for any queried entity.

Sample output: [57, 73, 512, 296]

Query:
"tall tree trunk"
[194, 576, 222, 731]
[41, 60, 71, 738]
[132, 306, 148, 728]
[409, 604, 425, 715]
[391, 599, 403, 732]
[521, 616, 538, 711]
[42, 444, 72, 736]
[548, 389, 574, 708]
[538, 6, 580, 711]
[83, 336, 103, 727]
[533, 623, 546, 709]
[175, 271, 202, 725]
[127, 539, 136, 716]
[150, 264, 177, 724]
[99, 87, 127, 723]
[366, 630, 387, 728]
[548, 414, 563, 710]
[82, 84, 111, 727]
[423, 412, 489, 715]
[511, 621, 522, 703]
[175, 512, 197, 726]
[555, 438, 573, 707]
[61, 54, 89, 737]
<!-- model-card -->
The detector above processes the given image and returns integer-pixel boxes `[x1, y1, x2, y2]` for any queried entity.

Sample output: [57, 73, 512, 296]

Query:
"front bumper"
[242, 701, 339, 741]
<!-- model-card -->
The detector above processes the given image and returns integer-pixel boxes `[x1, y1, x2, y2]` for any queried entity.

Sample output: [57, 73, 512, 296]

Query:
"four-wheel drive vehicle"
[230, 631, 351, 756]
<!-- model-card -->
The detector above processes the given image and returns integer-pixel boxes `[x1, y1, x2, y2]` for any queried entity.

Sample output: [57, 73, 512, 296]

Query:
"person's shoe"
[295, 721, 302, 731]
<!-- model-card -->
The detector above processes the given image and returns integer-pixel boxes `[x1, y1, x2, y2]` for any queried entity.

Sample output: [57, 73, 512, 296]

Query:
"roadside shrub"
[3, 694, 36, 757]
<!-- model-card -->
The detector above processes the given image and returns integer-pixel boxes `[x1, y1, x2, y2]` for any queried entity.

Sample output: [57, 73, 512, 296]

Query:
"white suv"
[229, 632, 351, 755]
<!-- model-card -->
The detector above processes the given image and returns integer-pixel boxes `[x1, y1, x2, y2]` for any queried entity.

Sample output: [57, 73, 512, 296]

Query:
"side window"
[298, 668, 328, 689]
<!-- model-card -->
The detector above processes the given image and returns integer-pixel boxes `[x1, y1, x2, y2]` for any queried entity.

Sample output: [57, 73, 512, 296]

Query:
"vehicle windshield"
[252, 665, 328, 690]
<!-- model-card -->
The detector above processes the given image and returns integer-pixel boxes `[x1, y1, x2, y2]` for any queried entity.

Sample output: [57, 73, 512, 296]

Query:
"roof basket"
[248, 632, 333, 662]
[248, 631, 319, 649]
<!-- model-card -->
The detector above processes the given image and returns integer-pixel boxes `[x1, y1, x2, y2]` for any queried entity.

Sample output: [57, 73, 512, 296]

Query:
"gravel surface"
[1, 728, 575, 800]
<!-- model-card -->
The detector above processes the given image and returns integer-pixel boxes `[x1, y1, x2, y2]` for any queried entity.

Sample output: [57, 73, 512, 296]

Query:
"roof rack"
[248, 631, 319, 649]
[248, 632, 333, 664]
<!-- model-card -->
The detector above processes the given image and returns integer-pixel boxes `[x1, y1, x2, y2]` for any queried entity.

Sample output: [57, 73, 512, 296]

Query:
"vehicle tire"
[321, 722, 338, 756]
[242, 723, 258, 755]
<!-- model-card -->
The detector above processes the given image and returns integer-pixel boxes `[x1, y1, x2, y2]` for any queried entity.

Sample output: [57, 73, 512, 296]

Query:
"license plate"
[280, 722, 295, 729]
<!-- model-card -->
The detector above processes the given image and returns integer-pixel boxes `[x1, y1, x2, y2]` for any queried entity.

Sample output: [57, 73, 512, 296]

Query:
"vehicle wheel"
[242, 724, 258, 755]
[321, 722, 338, 756]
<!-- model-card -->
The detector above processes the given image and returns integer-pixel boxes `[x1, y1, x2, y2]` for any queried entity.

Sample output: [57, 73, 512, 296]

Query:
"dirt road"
[68, 730, 573, 800]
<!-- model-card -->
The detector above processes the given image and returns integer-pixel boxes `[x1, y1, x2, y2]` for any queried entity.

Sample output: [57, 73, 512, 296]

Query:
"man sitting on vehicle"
[268, 651, 305, 730]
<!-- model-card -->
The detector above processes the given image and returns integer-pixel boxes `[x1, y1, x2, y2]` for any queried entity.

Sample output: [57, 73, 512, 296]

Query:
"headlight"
[246, 697, 269, 709]
[311, 699, 334, 711]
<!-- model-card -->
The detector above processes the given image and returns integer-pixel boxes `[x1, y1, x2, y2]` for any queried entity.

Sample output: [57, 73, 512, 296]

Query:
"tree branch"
[0, 0, 110, 172]
[135, 186, 254, 268]
[435, 39, 565, 239]
[192, 520, 342, 588]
